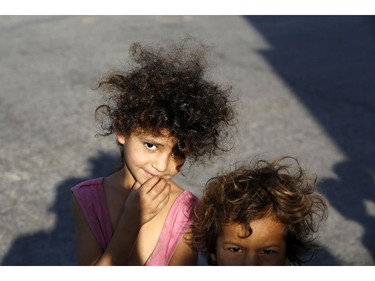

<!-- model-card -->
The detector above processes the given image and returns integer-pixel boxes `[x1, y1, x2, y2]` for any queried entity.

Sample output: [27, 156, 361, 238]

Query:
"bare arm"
[71, 176, 171, 265]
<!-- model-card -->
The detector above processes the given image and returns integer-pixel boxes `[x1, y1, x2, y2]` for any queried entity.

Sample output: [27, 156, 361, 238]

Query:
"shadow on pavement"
[244, 16, 375, 265]
[1, 151, 120, 265]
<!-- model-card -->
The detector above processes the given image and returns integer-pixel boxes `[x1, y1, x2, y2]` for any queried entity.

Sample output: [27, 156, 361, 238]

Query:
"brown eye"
[144, 143, 157, 151]
[229, 247, 242, 253]
[261, 249, 277, 255]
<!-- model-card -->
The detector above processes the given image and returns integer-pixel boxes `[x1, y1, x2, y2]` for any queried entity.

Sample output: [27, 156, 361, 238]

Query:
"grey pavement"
[0, 16, 374, 265]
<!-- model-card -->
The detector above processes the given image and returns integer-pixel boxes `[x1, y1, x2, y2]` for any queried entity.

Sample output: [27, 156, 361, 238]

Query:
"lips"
[143, 169, 155, 179]
[143, 169, 169, 180]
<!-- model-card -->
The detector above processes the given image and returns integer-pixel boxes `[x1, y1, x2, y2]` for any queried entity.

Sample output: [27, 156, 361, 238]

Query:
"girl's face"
[212, 216, 287, 266]
[117, 130, 180, 187]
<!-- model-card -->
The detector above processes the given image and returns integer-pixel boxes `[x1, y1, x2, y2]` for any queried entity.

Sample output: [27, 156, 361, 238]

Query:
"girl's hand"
[124, 176, 171, 226]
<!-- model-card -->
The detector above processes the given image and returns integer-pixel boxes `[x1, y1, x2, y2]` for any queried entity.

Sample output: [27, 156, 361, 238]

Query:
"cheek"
[169, 164, 179, 175]
[215, 250, 239, 266]
[166, 158, 180, 174]
[123, 146, 146, 166]
[214, 241, 234, 266]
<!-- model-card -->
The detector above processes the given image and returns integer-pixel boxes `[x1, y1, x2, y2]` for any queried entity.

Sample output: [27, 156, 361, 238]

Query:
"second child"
[190, 156, 328, 265]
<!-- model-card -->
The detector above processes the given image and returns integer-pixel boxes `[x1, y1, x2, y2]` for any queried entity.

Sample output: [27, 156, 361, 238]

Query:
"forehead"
[249, 216, 286, 239]
[133, 127, 170, 137]
[220, 216, 286, 243]
[134, 128, 177, 145]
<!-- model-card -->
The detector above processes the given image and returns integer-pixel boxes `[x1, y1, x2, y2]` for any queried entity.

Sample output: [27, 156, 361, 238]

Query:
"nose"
[152, 153, 169, 173]
[243, 253, 259, 266]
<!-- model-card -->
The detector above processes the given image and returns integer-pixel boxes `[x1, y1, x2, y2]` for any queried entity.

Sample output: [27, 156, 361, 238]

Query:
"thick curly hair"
[189, 156, 328, 265]
[95, 38, 236, 169]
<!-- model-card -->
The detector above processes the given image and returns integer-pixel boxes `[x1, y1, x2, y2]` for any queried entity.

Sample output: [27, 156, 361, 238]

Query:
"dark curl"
[95, 38, 236, 168]
[189, 156, 328, 265]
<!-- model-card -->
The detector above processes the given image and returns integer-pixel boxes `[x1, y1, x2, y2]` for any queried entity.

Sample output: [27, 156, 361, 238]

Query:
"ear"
[116, 132, 126, 145]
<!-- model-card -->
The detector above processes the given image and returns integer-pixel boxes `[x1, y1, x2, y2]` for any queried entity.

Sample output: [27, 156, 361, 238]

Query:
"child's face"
[117, 130, 180, 186]
[212, 216, 287, 266]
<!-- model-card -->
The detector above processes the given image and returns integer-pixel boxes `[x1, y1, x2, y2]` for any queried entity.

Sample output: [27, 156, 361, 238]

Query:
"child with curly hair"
[70, 38, 236, 265]
[190, 156, 328, 266]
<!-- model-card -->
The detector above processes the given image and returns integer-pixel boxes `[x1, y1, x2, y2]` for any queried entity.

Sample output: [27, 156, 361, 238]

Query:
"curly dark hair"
[94, 38, 236, 169]
[189, 156, 328, 265]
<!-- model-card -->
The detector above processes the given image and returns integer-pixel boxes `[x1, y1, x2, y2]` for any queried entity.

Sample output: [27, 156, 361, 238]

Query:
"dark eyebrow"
[222, 241, 241, 246]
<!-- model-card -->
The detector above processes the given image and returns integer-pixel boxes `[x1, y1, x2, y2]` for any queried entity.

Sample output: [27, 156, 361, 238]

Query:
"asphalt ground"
[0, 15, 374, 266]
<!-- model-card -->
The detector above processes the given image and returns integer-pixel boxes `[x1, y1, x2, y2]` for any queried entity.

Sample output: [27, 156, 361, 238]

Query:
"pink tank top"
[71, 178, 197, 265]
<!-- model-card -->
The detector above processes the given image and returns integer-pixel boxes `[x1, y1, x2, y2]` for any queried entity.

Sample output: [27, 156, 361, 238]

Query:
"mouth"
[143, 169, 156, 179]
[143, 169, 169, 180]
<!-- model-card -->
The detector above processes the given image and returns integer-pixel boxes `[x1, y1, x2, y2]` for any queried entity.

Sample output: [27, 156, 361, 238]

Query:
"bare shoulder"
[168, 230, 198, 265]
[168, 180, 187, 198]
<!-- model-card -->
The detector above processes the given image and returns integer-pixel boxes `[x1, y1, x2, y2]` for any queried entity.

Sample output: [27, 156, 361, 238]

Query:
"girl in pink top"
[71, 38, 237, 265]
